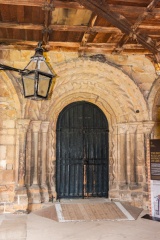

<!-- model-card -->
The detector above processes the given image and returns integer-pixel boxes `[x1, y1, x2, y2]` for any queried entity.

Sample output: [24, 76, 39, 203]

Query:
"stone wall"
[0, 48, 159, 212]
[0, 70, 21, 212]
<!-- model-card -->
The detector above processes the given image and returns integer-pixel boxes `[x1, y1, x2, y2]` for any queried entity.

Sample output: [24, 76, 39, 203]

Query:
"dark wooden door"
[56, 101, 109, 198]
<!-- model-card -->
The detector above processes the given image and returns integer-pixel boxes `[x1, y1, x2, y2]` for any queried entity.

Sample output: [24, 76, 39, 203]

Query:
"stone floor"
[0, 199, 159, 240]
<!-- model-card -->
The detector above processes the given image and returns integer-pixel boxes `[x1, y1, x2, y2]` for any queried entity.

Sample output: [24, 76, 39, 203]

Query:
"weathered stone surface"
[0, 160, 6, 170]
[0, 135, 15, 145]
[28, 203, 42, 212]
[0, 145, 6, 160]
[6, 145, 15, 163]
[0, 170, 15, 183]
[2, 120, 15, 128]
[6, 163, 13, 170]
[9, 50, 21, 62]
[0, 49, 158, 210]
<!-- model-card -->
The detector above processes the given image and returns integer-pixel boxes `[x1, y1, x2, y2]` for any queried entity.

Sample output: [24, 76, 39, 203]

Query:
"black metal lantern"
[0, 42, 56, 100]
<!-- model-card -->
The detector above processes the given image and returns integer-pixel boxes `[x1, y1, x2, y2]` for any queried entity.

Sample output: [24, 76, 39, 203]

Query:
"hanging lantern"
[0, 42, 56, 100]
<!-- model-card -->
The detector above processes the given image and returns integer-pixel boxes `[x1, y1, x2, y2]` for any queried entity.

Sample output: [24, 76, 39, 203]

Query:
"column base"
[40, 184, 49, 203]
[129, 183, 142, 190]
[14, 186, 28, 211]
[28, 184, 41, 204]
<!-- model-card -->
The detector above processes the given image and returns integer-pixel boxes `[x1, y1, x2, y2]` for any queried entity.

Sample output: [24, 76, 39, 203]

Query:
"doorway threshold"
[58, 198, 111, 204]
[55, 200, 135, 222]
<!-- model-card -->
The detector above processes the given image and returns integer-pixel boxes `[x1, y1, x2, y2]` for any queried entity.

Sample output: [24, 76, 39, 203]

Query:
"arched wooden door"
[56, 101, 109, 199]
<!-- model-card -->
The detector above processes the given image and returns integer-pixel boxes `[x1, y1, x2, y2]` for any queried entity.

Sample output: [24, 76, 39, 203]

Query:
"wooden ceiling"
[0, 0, 160, 62]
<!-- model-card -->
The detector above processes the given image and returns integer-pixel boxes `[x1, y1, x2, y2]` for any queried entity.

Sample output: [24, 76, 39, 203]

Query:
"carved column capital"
[143, 121, 154, 135]
[117, 123, 128, 134]
[31, 121, 42, 133]
[136, 123, 143, 134]
[16, 119, 30, 131]
[41, 121, 50, 133]
[128, 123, 138, 134]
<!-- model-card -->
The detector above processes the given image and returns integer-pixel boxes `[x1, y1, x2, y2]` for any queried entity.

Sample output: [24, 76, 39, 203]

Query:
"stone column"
[32, 121, 41, 185]
[118, 124, 128, 185]
[15, 119, 30, 210]
[126, 129, 131, 185]
[25, 127, 32, 186]
[28, 121, 41, 207]
[128, 123, 137, 186]
[143, 121, 154, 210]
[16, 119, 30, 187]
[143, 122, 154, 182]
[40, 121, 49, 202]
[136, 123, 145, 185]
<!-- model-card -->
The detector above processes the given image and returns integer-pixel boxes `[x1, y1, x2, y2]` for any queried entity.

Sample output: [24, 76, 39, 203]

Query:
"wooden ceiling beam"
[0, 22, 43, 30]
[1, 0, 160, 13]
[42, 0, 54, 45]
[112, 34, 130, 54]
[0, 22, 122, 33]
[2, 21, 160, 34]
[113, 0, 159, 54]
[132, 0, 160, 31]
[0, 0, 44, 7]
[76, 0, 160, 58]
[81, 13, 97, 47]
[0, 39, 148, 51]
[0, 39, 151, 54]
[0, 0, 85, 9]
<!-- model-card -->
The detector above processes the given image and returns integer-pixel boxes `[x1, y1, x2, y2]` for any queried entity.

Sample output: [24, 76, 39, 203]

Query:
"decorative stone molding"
[109, 125, 117, 186]
[41, 121, 50, 133]
[25, 127, 32, 186]
[31, 120, 42, 133]
[143, 121, 155, 184]
[16, 119, 30, 187]
[128, 123, 138, 134]
[31, 121, 41, 186]
[40, 121, 50, 202]
[143, 121, 154, 135]
[118, 123, 128, 134]
[117, 123, 129, 185]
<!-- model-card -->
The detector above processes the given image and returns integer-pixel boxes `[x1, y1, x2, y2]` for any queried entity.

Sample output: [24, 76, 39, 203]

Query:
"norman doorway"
[56, 101, 109, 199]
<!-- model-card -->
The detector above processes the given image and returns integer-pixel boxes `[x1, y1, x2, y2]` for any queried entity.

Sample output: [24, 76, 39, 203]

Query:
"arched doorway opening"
[56, 101, 109, 199]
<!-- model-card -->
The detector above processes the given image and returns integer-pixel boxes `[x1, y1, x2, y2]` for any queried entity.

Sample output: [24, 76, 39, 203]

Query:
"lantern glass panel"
[38, 60, 53, 75]
[22, 73, 35, 97]
[38, 74, 51, 97]
[25, 60, 37, 71]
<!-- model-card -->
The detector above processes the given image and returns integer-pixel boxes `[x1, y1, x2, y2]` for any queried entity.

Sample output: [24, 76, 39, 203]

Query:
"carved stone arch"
[148, 77, 160, 137]
[148, 77, 160, 121]
[48, 93, 116, 127]
[41, 57, 150, 198]
[51, 58, 149, 122]
[24, 58, 149, 123]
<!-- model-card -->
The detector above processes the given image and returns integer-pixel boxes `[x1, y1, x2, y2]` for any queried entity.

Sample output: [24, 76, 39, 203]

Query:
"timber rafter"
[113, 0, 160, 54]
[0, 0, 160, 61]
[75, 0, 160, 61]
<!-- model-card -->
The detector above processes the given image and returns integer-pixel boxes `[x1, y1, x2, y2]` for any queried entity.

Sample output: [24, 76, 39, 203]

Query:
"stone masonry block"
[9, 49, 21, 61]
[6, 145, 15, 163]
[0, 145, 6, 160]
[0, 135, 15, 145]
[0, 170, 15, 183]
[0, 160, 6, 170]
[2, 120, 15, 128]
[7, 129, 16, 135]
